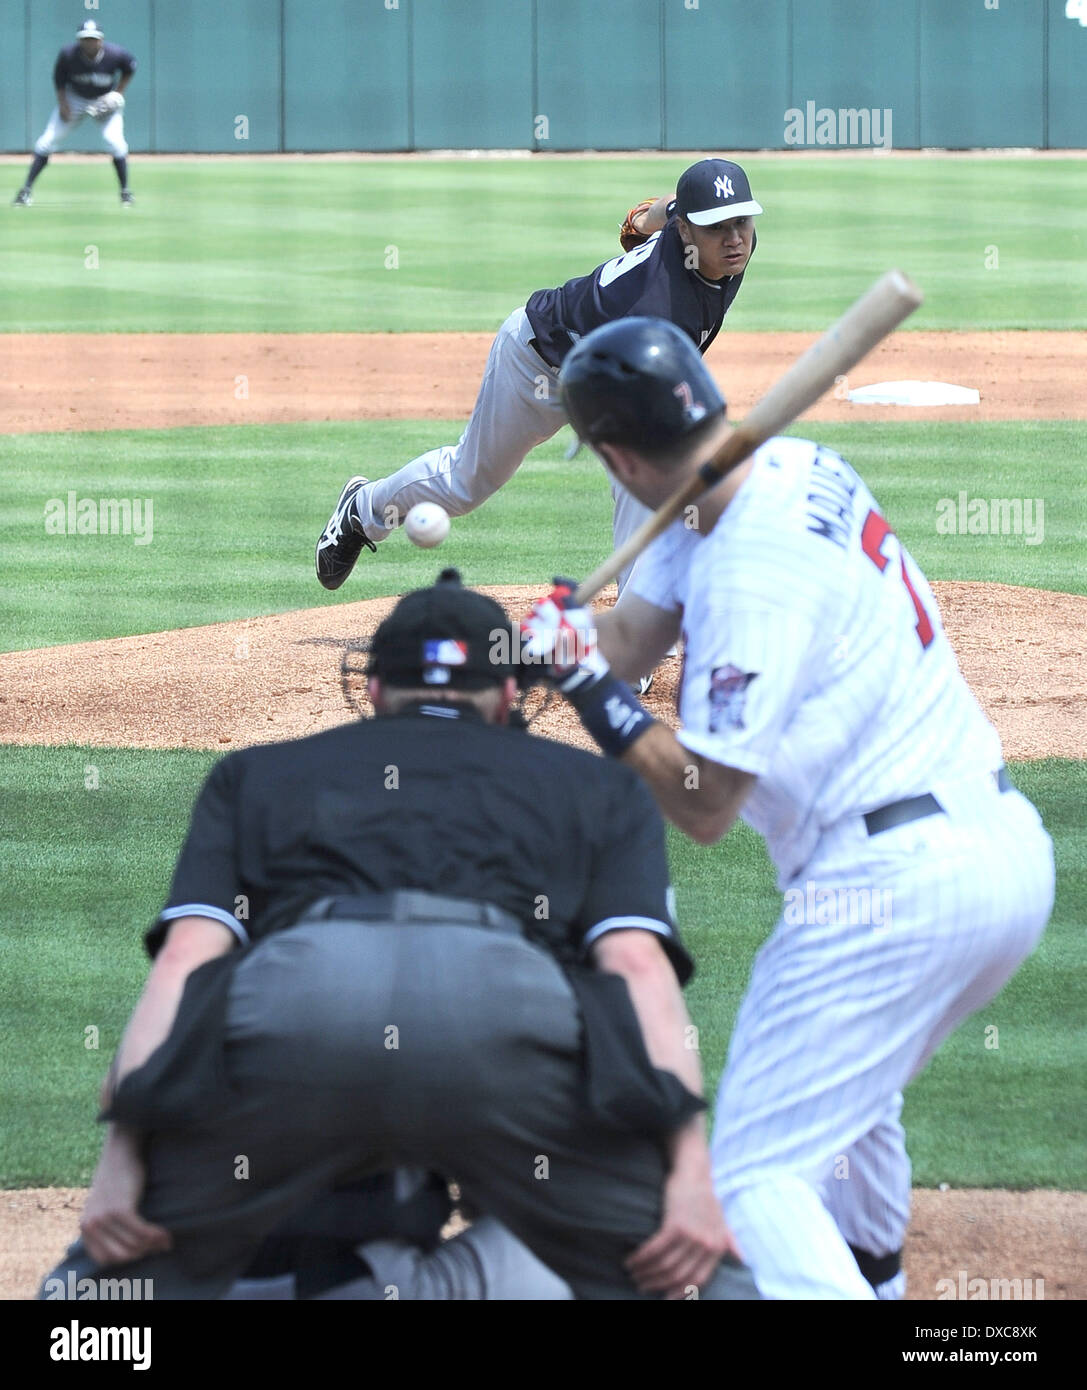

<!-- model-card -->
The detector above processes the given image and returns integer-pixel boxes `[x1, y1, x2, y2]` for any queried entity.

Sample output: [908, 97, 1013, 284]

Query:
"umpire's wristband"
[568, 673, 655, 758]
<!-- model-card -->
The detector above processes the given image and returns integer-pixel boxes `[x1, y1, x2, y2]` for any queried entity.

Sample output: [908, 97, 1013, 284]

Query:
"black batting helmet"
[559, 317, 726, 453]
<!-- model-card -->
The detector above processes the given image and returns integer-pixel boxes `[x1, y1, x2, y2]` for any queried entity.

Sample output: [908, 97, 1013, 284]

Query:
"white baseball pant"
[710, 775, 1055, 1300]
[356, 306, 652, 589]
[34, 95, 128, 159]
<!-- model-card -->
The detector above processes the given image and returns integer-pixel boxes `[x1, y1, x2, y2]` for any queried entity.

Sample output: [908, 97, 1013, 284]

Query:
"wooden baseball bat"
[573, 269, 923, 607]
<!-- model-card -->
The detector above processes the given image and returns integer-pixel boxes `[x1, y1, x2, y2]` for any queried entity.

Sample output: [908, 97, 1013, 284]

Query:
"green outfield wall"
[2, 0, 1085, 153]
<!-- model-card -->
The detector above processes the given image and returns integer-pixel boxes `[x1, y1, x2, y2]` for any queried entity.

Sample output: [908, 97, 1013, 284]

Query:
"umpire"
[41, 570, 757, 1301]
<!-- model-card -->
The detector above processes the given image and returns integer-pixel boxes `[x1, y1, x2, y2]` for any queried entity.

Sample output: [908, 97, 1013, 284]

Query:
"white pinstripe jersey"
[629, 436, 1003, 882]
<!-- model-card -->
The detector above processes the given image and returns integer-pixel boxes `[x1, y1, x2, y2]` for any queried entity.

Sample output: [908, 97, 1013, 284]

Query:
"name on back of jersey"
[805, 447, 858, 550]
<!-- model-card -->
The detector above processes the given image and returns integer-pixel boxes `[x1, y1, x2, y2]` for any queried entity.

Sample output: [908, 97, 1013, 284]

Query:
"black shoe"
[315, 477, 376, 590]
[120, 190, 134, 206]
[13, 188, 32, 207]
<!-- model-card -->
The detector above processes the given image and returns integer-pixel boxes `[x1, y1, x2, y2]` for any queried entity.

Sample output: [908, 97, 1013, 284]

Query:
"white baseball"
[404, 503, 450, 548]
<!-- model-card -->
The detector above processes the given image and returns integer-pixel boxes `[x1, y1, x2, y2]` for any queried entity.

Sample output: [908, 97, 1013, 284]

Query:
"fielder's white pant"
[710, 774, 1055, 1300]
[221, 1215, 573, 1301]
[357, 306, 652, 590]
[34, 95, 128, 159]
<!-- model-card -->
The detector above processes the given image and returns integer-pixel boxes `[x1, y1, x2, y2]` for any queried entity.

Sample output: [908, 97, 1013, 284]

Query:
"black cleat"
[315, 476, 376, 590]
[120, 190, 135, 206]
[13, 188, 32, 207]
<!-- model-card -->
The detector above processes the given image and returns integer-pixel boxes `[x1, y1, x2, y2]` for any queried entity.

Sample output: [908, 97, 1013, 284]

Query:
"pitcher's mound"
[0, 583, 1084, 759]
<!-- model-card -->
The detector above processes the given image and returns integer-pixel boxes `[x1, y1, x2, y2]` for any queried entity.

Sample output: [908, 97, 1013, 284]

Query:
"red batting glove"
[520, 580, 609, 695]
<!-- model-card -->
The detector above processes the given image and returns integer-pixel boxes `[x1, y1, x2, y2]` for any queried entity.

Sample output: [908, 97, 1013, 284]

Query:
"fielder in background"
[13, 20, 136, 209]
[521, 317, 1056, 1300]
[315, 157, 761, 596]
[40, 570, 758, 1301]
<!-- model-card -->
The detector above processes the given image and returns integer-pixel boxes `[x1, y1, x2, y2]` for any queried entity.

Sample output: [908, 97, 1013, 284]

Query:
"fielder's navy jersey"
[525, 218, 753, 369]
[54, 42, 135, 100]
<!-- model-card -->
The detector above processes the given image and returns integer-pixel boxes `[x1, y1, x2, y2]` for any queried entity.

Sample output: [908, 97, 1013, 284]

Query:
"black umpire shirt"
[150, 702, 693, 983]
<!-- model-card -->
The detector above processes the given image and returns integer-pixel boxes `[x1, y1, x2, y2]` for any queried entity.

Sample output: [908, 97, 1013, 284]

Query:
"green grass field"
[3, 418, 1084, 652]
[3, 155, 1086, 332]
[2, 155, 1084, 1193]
[2, 744, 1084, 1188]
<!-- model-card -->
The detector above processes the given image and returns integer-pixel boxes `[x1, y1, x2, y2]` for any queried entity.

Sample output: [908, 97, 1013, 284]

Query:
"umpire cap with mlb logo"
[367, 568, 515, 689]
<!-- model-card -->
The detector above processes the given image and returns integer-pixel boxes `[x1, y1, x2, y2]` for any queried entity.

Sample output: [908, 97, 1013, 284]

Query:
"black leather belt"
[300, 889, 524, 937]
[864, 767, 1012, 837]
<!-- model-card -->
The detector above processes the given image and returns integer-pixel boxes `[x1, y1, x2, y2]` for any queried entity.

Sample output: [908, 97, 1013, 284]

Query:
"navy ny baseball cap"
[77, 21, 105, 40]
[673, 159, 762, 225]
[367, 569, 515, 690]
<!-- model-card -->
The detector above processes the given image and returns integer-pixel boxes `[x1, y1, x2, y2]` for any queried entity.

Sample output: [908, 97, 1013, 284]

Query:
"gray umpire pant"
[41, 920, 757, 1301]
[357, 307, 654, 590]
[223, 1215, 575, 1301]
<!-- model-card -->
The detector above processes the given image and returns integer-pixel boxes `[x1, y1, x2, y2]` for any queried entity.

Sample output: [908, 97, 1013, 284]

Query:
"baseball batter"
[522, 318, 1056, 1299]
[13, 20, 136, 208]
[315, 157, 761, 594]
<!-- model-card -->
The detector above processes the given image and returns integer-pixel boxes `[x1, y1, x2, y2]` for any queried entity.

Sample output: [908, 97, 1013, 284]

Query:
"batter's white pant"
[34, 95, 128, 159]
[357, 306, 655, 591]
[221, 1215, 572, 1300]
[710, 773, 1055, 1300]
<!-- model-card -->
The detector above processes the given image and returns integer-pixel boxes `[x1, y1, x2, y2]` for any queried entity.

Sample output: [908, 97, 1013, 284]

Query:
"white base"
[847, 380, 981, 406]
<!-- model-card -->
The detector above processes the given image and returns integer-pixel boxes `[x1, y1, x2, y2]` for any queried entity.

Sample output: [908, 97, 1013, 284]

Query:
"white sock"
[724, 1176, 876, 1300]
[875, 1270, 907, 1300]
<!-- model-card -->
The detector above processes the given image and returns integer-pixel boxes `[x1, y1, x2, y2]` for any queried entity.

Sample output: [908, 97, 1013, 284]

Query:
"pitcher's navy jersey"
[54, 42, 135, 100]
[525, 219, 754, 370]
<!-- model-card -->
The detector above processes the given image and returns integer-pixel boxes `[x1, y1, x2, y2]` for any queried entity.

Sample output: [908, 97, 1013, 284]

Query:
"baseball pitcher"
[315, 157, 761, 596]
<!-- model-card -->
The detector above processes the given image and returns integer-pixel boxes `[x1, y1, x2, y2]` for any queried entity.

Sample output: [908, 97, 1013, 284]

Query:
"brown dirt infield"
[1, 581, 1085, 760]
[9, 1187, 1081, 1302]
[2, 330, 1085, 433]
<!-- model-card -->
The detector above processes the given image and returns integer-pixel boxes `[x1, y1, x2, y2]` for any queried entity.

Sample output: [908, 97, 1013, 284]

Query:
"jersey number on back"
[860, 510, 935, 649]
[598, 237, 658, 288]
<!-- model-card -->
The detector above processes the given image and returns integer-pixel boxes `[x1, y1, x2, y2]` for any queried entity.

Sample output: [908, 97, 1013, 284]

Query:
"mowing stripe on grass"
[1, 747, 1082, 1187]
[2, 418, 1084, 652]
[2, 157, 1084, 332]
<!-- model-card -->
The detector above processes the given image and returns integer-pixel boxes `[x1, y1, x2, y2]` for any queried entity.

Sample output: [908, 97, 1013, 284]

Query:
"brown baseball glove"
[619, 198, 660, 252]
